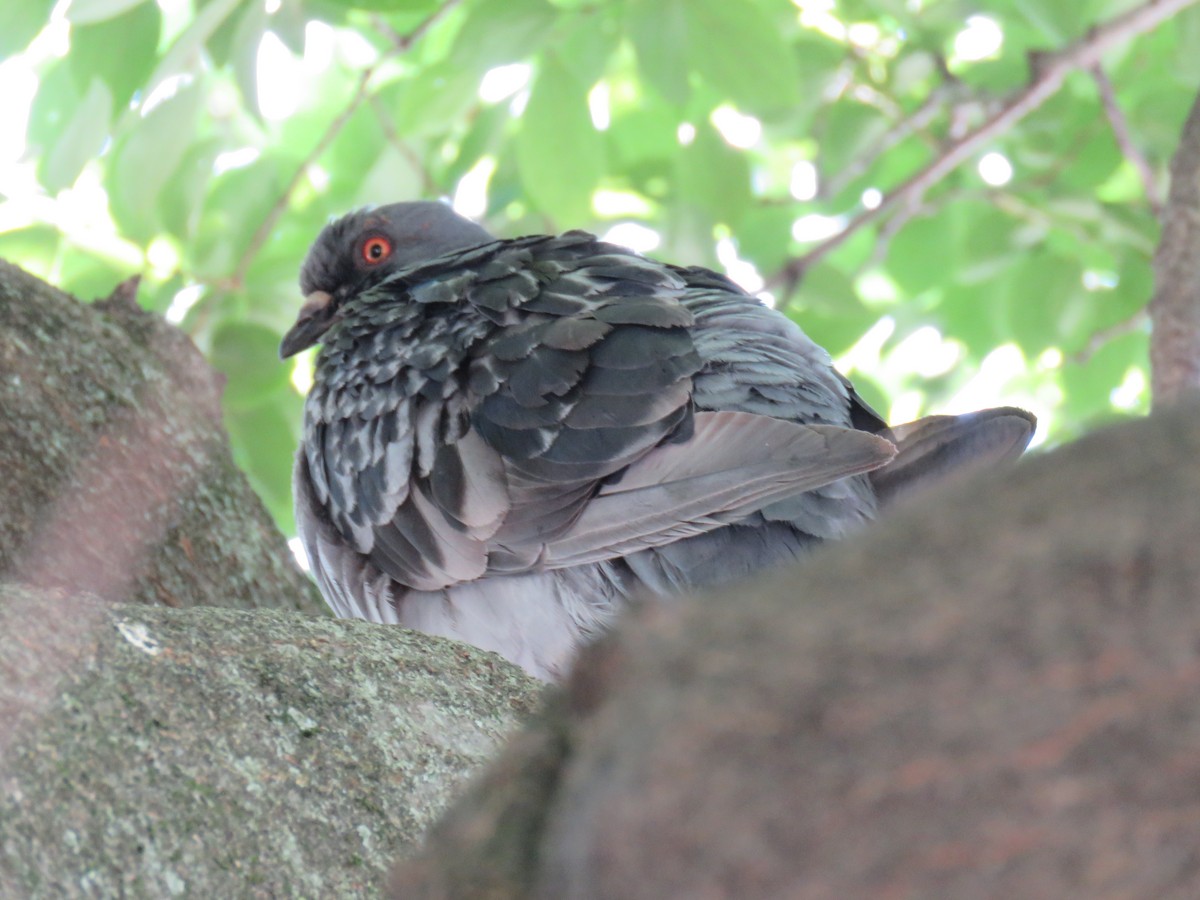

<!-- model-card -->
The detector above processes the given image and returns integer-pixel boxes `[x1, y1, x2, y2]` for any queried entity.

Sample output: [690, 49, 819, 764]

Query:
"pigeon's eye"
[361, 236, 392, 265]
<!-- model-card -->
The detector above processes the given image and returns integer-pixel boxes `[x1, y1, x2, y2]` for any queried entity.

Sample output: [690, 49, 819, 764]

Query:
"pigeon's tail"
[869, 406, 1036, 507]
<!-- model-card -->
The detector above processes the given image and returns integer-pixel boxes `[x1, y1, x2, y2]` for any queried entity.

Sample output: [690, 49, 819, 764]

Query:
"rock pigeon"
[281, 201, 1035, 680]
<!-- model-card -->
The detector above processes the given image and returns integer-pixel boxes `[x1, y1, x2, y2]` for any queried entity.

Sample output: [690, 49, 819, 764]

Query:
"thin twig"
[1071, 310, 1149, 364]
[231, 68, 374, 290]
[1092, 65, 1163, 215]
[768, 0, 1199, 294]
[371, 0, 462, 53]
[823, 69, 968, 201]
[229, 0, 462, 289]
[368, 95, 439, 196]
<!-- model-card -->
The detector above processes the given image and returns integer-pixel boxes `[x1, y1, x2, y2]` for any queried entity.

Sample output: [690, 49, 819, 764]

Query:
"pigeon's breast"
[310, 296, 497, 423]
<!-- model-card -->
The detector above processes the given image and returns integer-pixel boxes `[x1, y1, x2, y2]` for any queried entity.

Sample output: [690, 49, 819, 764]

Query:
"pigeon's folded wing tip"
[871, 405, 1037, 506]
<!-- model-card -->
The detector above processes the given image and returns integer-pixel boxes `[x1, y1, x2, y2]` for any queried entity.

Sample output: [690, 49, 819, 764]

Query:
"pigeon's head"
[280, 201, 494, 358]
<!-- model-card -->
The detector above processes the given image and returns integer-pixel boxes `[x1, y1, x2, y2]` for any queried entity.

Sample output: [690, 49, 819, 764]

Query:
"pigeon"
[281, 201, 1035, 680]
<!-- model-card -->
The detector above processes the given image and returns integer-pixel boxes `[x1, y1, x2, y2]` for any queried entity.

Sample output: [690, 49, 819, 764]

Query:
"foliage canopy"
[1, 0, 1194, 531]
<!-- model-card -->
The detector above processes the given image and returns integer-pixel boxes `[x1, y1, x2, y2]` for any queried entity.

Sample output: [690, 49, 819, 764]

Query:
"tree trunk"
[1151, 86, 1200, 404]
[0, 260, 320, 613]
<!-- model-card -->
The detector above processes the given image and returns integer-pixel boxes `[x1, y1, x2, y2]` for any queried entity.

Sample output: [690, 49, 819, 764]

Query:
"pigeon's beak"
[280, 290, 336, 359]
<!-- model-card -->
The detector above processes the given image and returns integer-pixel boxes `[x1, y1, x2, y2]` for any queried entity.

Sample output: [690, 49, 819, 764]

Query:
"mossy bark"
[0, 592, 542, 898]
[0, 262, 546, 897]
[0, 260, 320, 613]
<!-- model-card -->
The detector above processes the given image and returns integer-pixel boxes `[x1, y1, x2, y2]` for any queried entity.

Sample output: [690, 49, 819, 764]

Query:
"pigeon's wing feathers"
[363, 424, 513, 590]
[295, 451, 403, 623]
[428, 428, 510, 531]
[542, 412, 896, 567]
[842, 375, 890, 433]
[870, 406, 1036, 506]
[676, 280, 884, 540]
[463, 239, 706, 555]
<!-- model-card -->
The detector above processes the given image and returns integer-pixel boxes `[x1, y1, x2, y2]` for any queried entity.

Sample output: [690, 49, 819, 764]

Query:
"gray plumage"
[282, 201, 1035, 680]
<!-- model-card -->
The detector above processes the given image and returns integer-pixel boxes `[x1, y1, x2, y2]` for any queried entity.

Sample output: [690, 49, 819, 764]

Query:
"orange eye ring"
[361, 236, 392, 265]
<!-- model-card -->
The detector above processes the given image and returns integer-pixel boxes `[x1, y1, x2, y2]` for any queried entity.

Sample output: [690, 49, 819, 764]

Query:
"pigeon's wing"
[294, 449, 412, 622]
[463, 241, 713, 570]
[870, 406, 1036, 505]
[301, 386, 512, 592]
[542, 411, 895, 567]
[672, 270, 886, 540]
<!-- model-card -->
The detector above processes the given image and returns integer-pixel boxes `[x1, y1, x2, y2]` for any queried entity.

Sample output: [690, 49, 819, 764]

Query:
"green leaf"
[315, 0, 439, 11]
[321, 104, 387, 200]
[626, 0, 799, 115]
[997, 254, 1089, 356]
[66, 0, 148, 25]
[795, 261, 858, 316]
[0, 226, 60, 280]
[607, 95, 681, 171]
[935, 281, 1005, 356]
[626, 0, 691, 105]
[517, 54, 605, 224]
[673, 121, 750, 226]
[885, 211, 962, 296]
[1113, 252, 1152, 316]
[785, 32, 846, 130]
[1172, 4, 1200, 82]
[1007, 0, 1088, 42]
[383, 60, 482, 136]
[1060, 331, 1147, 421]
[958, 201, 1019, 285]
[684, 0, 800, 117]
[69, 1, 161, 112]
[27, 60, 80, 154]
[556, 7, 621, 85]
[59, 249, 131, 302]
[193, 157, 288, 277]
[141, 0, 240, 102]
[230, 1, 269, 118]
[0, 0, 54, 55]
[735, 204, 800, 277]
[159, 139, 222, 242]
[1056, 129, 1121, 192]
[442, 103, 510, 187]
[203, 0, 240, 66]
[108, 83, 205, 242]
[789, 286, 878, 358]
[41, 78, 113, 192]
[140, 273, 186, 315]
[448, 0, 557, 71]
[271, 2, 310, 55]
[820, 100, 893, 178]
[210, 321, 294, 411]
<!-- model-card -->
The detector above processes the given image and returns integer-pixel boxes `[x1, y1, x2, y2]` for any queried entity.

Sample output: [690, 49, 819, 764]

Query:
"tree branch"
[1071, 310, 1149, 364]
[368, 95, 439, 197]
[1149, 86, 1200, 405]
[1092, 65, 1163, 215]
[371, 0, 462, 53]
[768, 0, 1199, 295]
[822, 65, 968, 202]
[231, 68, 375, 290]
